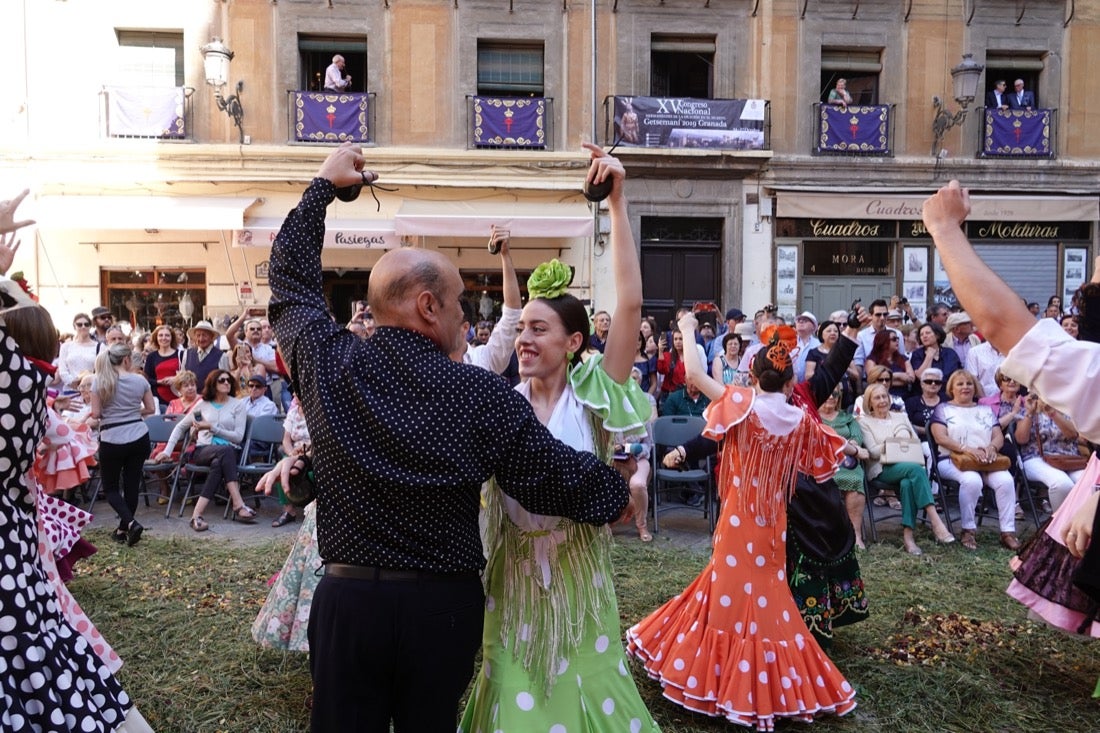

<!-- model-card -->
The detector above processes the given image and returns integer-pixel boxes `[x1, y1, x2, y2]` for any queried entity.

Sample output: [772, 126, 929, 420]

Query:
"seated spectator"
[711, 332, 744, 385]
[817, 385, 869, 549]
[909, 322, 961, 396]
[154, 369, 256, 532]
[243, 375, 279, 418]
[228, 342, 268, 396]
[905, 367, 944, 440]
[943, 311, 980, 367]
[853, 365, 906, 415]
[929, 370, 1017, 551]
[661, 377, 710, 418]
[978, 369, 1026, 432]
[859, 382, 954, 555]
[865, 330, 915, 398]
[1015, 394, 1088, 511]
[804, 320, 858, 408]
[272, 394, 312, 528]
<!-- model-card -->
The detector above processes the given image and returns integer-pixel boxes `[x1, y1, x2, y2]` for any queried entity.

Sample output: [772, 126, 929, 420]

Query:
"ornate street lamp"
[930, 53, 985, 157]
[201, 38, 246, 144]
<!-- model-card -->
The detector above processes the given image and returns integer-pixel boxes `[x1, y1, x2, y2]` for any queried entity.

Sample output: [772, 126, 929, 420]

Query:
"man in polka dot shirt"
[268, 144, 633, 733]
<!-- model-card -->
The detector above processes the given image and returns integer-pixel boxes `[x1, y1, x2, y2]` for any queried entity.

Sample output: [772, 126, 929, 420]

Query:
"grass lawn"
[71, 523, 1100, 732]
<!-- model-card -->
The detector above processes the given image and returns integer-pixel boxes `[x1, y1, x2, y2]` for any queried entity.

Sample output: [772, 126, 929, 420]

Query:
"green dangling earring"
[565, 351, 574, 362]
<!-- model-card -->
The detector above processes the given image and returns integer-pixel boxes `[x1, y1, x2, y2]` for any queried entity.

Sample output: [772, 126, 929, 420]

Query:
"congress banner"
[612, 96, 766, 150]
[107, 86, 185, 138]
[815, 105, 891, 154]
[982, 108, 1052, 158]
[294, 92, 370, 143]
[472, 97, 546, 148]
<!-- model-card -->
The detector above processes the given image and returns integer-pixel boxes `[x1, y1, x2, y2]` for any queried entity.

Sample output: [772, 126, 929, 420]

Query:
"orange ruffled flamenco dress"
[627, 385, 857, 731]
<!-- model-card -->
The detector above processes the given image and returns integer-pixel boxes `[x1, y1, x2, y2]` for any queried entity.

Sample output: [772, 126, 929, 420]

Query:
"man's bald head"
[368, 248, 465, 353]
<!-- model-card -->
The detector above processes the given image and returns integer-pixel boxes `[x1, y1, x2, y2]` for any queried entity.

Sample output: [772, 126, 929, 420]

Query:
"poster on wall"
[1064, 248, 1088, 304]
[932, 250, 957, 307]
[902, 247, 928, 323]
[775, 246, 799, 320]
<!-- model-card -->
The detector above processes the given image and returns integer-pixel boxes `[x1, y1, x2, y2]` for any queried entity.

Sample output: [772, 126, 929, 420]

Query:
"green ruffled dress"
[459, 355, 660, 733]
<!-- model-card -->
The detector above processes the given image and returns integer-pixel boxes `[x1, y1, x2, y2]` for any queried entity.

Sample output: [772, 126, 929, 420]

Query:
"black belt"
[99, 418, 143, 431]
[324, 563, 478, 582]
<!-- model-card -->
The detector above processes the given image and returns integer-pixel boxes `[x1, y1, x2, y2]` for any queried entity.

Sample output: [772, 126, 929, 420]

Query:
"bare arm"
[586, 143, 641, 383]
[225, 311, 249, 350]
[497, 231, 520, 310]
[923, 181, 1034, 353]
[677, 312, 725, 401]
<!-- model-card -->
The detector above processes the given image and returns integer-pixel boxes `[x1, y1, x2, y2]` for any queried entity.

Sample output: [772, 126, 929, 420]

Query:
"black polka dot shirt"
[268, 178, 629, 572]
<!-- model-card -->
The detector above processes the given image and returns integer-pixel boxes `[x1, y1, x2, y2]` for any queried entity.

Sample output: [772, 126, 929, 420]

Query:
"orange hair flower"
[758, 324, 798, 372]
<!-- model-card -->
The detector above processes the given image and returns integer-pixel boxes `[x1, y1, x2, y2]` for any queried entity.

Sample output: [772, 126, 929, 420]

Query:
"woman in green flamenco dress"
[459, 144, 660, 733]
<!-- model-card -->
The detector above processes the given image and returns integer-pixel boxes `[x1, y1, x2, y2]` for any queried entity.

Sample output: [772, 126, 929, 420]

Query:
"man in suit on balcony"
[1007, 79, 1035, 111]
[985, 80, 1009, 110]
[324, 55, 352, 92]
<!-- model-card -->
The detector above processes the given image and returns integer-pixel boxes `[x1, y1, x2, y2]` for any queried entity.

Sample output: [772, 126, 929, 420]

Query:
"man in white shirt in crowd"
[244, 376, 279, 417]
[965, 331, 1005, 397]
[944, 311, 981, 367]
[793, 311, 821, 382]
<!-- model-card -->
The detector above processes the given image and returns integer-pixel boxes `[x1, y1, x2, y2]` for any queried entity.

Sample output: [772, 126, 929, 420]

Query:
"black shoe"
[112, 529, 127, 544]
[272, 510, 298, 528]
[126, 520, 144, 547]
[685, 493, 704, 508]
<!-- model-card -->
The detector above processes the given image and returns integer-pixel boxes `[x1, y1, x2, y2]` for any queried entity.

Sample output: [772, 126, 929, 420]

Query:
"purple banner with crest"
[982, 108, 1052, 157]
[816, 105, 890, 154]
[294, 92, 370, 143]
[472, 97, 546, 147]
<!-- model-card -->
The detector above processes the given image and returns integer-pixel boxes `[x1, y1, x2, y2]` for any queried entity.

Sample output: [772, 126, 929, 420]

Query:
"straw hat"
[187, 320, 219, 341]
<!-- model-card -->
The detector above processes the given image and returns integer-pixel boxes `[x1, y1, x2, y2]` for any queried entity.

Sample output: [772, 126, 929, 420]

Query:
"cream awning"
[775, 191, 1099, 222]
[235, 217, 398, 250]
[35, 196, 260, 230]
[394, 201, 594, 238]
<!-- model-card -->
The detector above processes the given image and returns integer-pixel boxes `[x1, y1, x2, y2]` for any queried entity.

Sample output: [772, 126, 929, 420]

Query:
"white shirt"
[964, 341, 1004, 398]
[1001, 318, 1100, 443]
[324, 63, 350, 91]
[793, 335, 821, 383]
[463, 305, 521, 374]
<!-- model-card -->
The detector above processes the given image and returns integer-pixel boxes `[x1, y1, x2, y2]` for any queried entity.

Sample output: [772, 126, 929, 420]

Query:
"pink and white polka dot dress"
[628, 386, 855, 731]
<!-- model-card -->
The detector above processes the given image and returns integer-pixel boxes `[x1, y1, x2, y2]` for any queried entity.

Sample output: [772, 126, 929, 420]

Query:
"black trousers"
[98, 434, 151, 529]
[308, 572, 484, 733]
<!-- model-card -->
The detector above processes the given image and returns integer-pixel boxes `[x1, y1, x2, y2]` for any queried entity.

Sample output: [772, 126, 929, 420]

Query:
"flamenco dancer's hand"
[1062, 491, 1099, 559]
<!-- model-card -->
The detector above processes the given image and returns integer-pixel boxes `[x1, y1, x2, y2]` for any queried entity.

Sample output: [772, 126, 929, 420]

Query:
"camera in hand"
[583, 177, 613, 202]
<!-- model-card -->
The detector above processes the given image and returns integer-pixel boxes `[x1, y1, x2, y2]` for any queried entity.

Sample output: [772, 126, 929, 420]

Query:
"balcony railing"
[467, 96, 552, 150]
[602, 96, 770, 150]
[102, 86, 194, 140]
[288, 91, 375, 144]
[812, 102, 894, 156]
[978, 107, 1056, 159]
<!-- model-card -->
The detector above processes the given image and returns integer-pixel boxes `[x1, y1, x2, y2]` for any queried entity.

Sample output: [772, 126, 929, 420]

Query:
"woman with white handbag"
[859, 382, 955, 555]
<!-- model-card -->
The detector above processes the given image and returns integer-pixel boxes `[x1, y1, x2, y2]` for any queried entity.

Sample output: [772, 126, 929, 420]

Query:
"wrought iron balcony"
[979, 107, 1057, 159]
[102, 86, 194, 140]
[289, 90, 375, 144]
[812, 102, 895, 157]
[467, 96, 552, 150]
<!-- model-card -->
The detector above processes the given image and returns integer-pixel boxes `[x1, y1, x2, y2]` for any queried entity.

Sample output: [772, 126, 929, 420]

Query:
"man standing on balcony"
[1008, 79, 1035, 111]
[324, 55, 352, 92]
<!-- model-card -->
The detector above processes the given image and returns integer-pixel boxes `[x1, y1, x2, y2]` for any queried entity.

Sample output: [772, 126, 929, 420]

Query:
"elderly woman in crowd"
[806, 319, 858, 407]
[909, 322, 961, 396]
[865, 328, 915, 398]
[978, 369, 1027, 432]
[859, 382, 955, 555]
[1015, 394, 1088, 511]
[818, 384, 870, 548]
[711, 331, 743, 385]
[905, 367, 944, 440]
[155, 369, 255, 531]
[929, 370, 1018, 551]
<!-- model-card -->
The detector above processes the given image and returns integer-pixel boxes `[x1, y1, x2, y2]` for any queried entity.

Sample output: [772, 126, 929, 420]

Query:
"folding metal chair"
[650, 415, 716, 533]
[140, 414, 187, 517]
[236, 414, 286, 508]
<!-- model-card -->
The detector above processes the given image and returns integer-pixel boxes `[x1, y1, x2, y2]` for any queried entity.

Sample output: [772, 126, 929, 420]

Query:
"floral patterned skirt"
[252, 502, 319, 652]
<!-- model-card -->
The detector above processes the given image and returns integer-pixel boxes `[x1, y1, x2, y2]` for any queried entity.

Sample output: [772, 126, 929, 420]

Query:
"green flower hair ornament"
[527, 259, 574, 300]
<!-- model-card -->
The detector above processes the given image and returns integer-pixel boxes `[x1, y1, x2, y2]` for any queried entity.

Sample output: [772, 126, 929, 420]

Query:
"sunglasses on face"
[923, 379, 943, 385]
[872, 312, 888, 318]
[889, 336, 899, 341]
[248, 383, 264, 389]
[876, 377, 892, 383]
[216, 377, 233, 384]
[74, 322, 90, 327]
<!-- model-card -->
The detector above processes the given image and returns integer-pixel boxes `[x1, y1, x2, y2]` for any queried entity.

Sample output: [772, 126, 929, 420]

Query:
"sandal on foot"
[960, 529, 977, 550]
[887, 496, 902, 510]
[232, 506, 258, 524]
[272, 510, 298, 528]
[872, 496, 888, 507]
[189, 515, 209, 532]
[637, 526, 653, 543]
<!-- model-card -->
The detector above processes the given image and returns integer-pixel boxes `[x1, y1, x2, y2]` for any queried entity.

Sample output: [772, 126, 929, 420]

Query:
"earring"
[565, 351, 574, 362]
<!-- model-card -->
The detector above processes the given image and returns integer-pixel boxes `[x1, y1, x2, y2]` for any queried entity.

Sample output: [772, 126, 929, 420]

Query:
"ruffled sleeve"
[797, 420, 847, 483]
[701, 384, 755, 440]
[569, 353, 651, 435]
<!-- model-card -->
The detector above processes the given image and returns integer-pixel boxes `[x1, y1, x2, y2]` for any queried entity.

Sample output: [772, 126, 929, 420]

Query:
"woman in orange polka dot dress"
[628, 317, 856, 731]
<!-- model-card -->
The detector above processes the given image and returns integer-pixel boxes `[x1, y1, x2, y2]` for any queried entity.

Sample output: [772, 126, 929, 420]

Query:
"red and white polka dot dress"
[628, 387, 855, 731]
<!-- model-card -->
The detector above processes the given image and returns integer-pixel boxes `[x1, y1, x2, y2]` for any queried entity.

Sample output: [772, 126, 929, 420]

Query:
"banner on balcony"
[611, 96, 765, 150]
[983, 108, 1051, 157]
[294, 92, 370, 143]
[472, 97, 545, 147]
[107, 87, 185, 138]
[816, 105, 890, 154]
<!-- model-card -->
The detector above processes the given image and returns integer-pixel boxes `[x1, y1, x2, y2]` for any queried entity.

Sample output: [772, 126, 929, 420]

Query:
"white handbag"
[881, 423, 921, 465]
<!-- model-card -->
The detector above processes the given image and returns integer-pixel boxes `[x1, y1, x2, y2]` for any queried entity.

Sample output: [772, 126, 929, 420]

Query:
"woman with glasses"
[865, 329, 915, 398]
[929, 370, 1018, 551]
[89, 343, 156, 546]
[143, 325, 181, 411]
[905, 367, 945, 440]
[58, 313, 101, 393]
[859, 382, 955, 555]
[854, 364, 906, 415]
[910, 322, 961, 397]
[154, 369, 256, 531]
